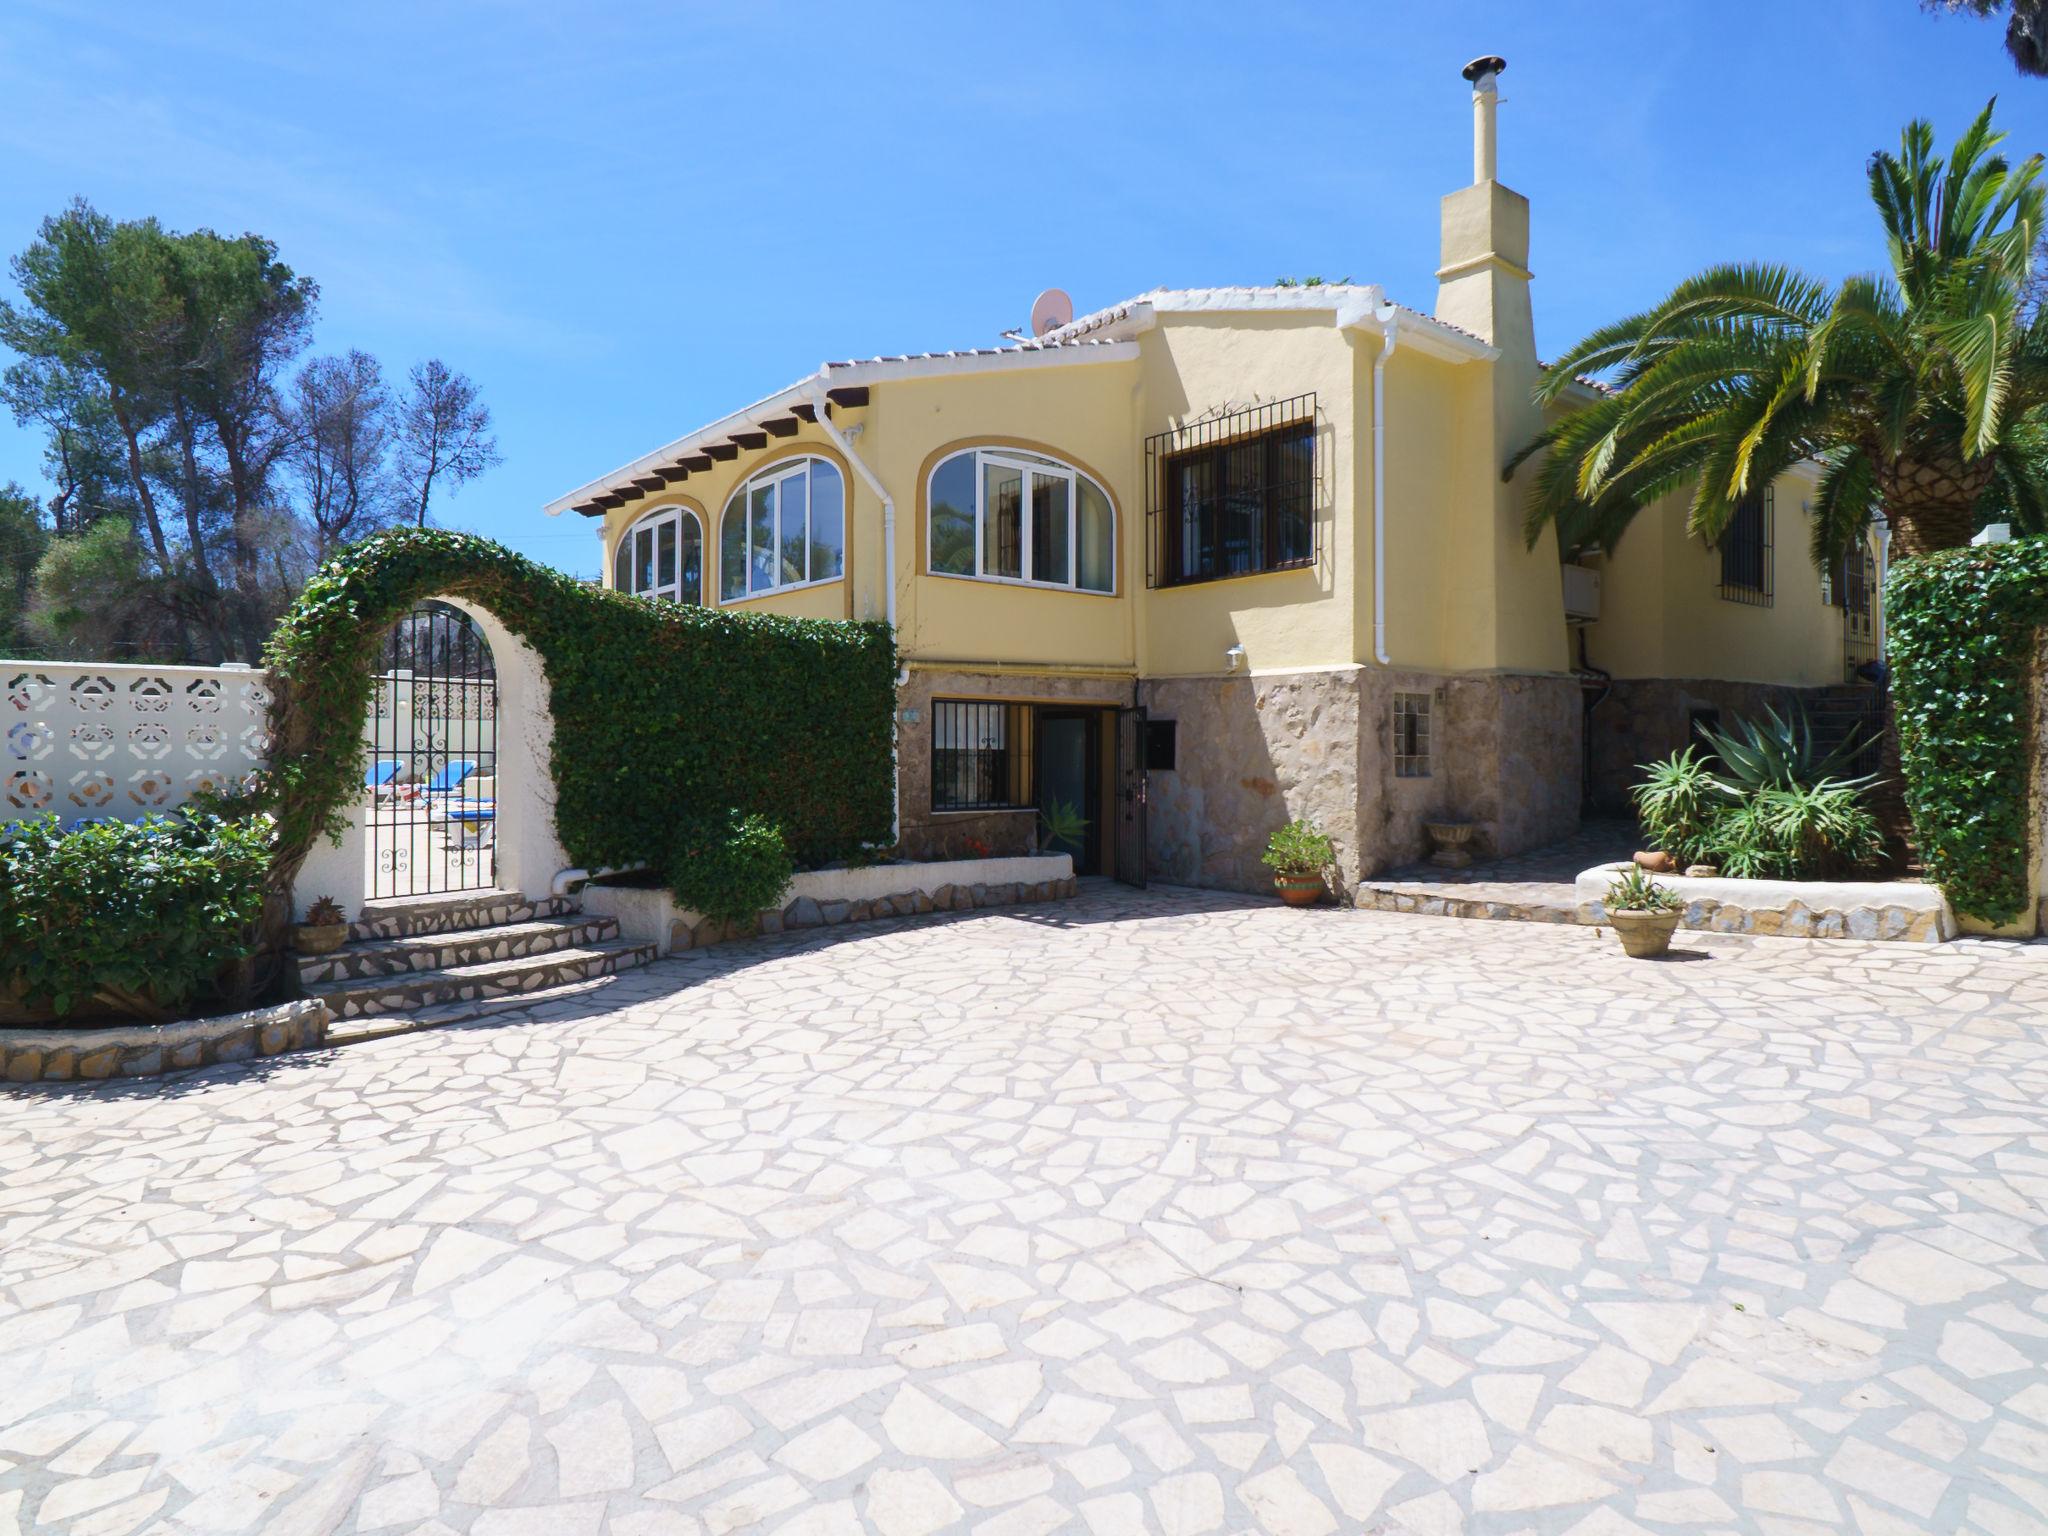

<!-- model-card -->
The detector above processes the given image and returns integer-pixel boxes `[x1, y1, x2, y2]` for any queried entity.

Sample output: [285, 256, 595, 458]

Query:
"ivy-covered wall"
[258, 529, 896, 951]
[1886, 537, 2048, 927]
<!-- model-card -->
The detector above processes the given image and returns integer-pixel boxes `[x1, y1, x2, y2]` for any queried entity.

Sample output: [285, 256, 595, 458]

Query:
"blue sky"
[2, 1, 2043, 577]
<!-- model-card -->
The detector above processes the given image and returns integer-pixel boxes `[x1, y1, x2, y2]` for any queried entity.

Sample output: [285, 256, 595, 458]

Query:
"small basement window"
[1143, 720, 1177, 772]
[932, 699, 1033, 811]
[1393, 693, 1431, 778]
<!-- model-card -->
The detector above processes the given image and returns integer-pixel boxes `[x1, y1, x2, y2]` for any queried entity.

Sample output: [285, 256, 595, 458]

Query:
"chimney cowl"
[1462, 54, 1506, 85]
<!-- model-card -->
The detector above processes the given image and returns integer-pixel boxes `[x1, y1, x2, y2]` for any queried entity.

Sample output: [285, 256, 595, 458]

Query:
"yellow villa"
[544, 58, 1881, 896]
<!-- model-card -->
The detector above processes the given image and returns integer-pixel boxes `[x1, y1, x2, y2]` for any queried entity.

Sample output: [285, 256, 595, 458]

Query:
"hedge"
[1886, 536, 2048, 925]
[2, 810, 272, 1021]
[256, 528, 897, 961]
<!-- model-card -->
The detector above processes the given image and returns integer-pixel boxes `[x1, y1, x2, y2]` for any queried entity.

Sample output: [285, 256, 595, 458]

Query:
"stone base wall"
[895, 668, 1133, 864]
[1143, 671, 1366, 894]
[1142, 667, 1584, 895]
[1589, 678, 1806, 811]
[1, 998, 329, 1084]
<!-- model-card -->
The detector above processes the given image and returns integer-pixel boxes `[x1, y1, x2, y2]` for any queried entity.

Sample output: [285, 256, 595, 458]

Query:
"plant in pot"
[1037, 799, 1088, 859]
[1604, 865, 1683, 959]
[293, 895, 349, 955]
[1264, 819, 1334, 907]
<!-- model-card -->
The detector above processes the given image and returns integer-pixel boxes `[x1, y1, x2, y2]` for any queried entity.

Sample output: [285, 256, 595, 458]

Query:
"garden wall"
[3, 661, 271, 823]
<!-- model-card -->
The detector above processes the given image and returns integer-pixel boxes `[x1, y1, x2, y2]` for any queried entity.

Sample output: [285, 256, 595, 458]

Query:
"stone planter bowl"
[1423, 820, 1480, 869]
[1273, 874, 1326, 908]
[1610, 908, 1682, 959]
[292, 922, 348, 956]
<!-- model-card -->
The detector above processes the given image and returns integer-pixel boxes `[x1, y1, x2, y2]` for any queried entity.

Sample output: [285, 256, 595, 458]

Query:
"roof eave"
[543, 342, 1142, 517]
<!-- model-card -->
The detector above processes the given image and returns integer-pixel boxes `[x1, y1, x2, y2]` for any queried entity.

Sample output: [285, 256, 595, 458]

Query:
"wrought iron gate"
[365, 601, 498, 899]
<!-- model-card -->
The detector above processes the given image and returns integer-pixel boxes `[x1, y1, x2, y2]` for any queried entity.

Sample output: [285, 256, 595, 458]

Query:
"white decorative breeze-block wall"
[4, 662, 273, 823]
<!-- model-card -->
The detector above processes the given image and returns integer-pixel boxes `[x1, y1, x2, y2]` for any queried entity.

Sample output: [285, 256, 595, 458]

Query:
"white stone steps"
[325, 975, 623, 1046]
[307, 939, 657, 1022]
[298, 914, 620, 985]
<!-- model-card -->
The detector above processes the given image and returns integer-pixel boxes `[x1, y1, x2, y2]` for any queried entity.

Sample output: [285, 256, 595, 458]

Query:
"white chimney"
[1464, 54, 1506, 183]
[1435, 53, 1531, 354]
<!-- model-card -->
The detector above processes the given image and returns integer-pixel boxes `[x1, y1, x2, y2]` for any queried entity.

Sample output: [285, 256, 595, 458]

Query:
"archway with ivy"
[252, 528, 898, 986]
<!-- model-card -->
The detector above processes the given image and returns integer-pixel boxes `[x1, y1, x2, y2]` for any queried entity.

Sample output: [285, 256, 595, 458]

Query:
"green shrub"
[662, 812, 794, 925]
[1263, 818, 1334, 877]
[0, 811, 272, 1020]
[1887, 537, 2048, 924]
[1633, 730, 1884, 883]
[258, 528, 897, 958]
[1632, 747, 1720, 866]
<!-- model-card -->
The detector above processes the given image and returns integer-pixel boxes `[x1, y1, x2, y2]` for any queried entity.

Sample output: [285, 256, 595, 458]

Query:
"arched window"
[928, 447, 1114, 593]
[612, 506, 704, 605]
[720, 456, 846, 602]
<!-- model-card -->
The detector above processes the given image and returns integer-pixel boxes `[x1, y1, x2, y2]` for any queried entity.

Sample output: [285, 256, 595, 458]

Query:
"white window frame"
[613, 505, 703, 605]
[926, 447, 1115, 594]
[720, 456, 845, 604]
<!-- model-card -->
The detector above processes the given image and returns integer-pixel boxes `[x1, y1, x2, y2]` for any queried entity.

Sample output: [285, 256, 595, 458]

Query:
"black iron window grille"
[1829, 542, 1875, 618]
[1717, 486, 1773, 606]
[1144, 395, 1318, 588]
[1393, 692, 1431, 778]
[931, 699, 1033, 811]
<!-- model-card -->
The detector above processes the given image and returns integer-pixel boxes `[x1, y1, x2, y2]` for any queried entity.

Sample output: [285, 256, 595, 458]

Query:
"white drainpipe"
[802, 380, 908, 843]
[1371, 302, 1399, 666]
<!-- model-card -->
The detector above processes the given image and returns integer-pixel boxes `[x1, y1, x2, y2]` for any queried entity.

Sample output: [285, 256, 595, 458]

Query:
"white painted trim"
[1048, 286, 1495, 363]
[543, 343, 1139, 517]
[714, 455, 847, 604]
[926, 445, 1117, 595]
[825, 343, 1136, 385]
[612, 504, 705, 605]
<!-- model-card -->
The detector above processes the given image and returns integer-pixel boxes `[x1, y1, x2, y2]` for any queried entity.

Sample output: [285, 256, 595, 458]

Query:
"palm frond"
[1808, 447, 1879, 566]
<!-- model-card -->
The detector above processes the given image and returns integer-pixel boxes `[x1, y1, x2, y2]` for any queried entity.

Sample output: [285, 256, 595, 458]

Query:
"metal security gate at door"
[364, 601, 498, 899]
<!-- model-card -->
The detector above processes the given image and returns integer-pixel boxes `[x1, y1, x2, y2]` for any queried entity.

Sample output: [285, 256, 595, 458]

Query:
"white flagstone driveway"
[4, 884, 2047, 1536]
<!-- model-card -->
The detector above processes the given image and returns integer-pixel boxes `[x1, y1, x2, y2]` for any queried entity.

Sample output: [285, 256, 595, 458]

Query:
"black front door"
[1035, 709, 1102, 875]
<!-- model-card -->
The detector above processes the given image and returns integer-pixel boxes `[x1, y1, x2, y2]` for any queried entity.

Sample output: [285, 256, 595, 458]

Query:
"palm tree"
[1515, 101, 2046, 568]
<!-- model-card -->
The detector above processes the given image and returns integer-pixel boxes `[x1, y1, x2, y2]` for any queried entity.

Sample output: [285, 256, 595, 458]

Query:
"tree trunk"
[173, 404, 230, 663]
[107, 393, 196, 663]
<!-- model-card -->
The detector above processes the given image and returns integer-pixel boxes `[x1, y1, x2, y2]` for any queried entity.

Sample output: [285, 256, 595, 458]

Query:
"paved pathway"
[4, 885, 2048, 1536]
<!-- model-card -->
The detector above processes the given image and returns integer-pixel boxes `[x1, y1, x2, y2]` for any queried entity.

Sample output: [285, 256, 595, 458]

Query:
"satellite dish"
[1030, 287, 1074, 338]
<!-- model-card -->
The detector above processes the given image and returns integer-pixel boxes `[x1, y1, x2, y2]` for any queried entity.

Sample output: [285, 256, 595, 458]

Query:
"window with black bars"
[931, 700, 1033, 811]
[1718, 486, 1773, 606]
[1393, 692, 1431, 778]
[1144, 395, 1317, 588]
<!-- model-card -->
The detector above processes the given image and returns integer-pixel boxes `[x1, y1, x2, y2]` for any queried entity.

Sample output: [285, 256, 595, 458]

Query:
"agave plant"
[1695, 701, 1875, 797]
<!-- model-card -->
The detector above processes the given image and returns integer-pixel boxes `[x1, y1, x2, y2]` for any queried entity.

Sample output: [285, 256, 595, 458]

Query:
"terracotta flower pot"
[1273, 873, 1325, 908]
[1609, 908, 1681, 959]
[292, 921, 349, 956]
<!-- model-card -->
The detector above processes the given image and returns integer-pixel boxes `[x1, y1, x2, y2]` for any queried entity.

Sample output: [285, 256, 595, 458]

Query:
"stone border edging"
[1573, 863, 1956, 943]
[1, 998, 330, 1084]
[583, 853, 1080, 955]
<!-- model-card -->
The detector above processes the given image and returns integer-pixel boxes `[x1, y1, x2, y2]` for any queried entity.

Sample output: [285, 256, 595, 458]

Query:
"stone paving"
[4, 884, 2048, 1536]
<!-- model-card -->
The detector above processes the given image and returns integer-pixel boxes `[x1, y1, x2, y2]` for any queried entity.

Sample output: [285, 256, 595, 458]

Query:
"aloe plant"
[1696, 701, 1874, 797]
